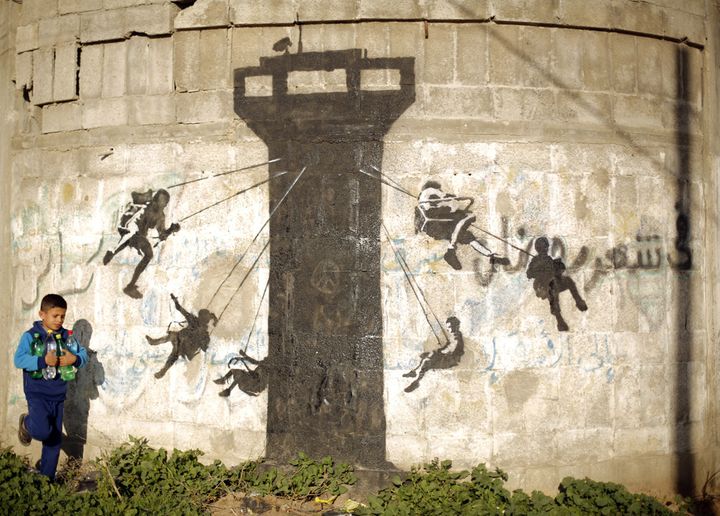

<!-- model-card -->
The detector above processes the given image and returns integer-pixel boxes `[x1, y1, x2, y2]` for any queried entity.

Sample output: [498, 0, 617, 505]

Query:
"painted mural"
[7, 17, 702, 483]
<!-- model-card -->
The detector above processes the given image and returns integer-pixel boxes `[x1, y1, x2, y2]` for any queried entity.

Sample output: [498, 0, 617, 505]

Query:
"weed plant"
[0, 441, 687, 515]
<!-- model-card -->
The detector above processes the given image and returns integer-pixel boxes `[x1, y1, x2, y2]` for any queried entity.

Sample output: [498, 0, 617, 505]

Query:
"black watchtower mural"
[235, 49, 415, 466]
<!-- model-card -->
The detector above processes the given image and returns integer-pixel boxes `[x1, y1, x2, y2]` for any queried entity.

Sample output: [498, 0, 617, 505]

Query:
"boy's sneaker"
[18, 413, 31, 446]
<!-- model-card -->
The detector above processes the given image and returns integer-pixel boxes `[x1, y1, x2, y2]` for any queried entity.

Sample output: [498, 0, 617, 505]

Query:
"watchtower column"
[234, 50, 414, 466]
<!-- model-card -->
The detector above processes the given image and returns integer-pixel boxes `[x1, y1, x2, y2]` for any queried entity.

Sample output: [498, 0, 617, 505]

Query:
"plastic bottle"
[59, 330, 77, 381]
[42, 333, 57, 380]
[30, 332, 44, 379]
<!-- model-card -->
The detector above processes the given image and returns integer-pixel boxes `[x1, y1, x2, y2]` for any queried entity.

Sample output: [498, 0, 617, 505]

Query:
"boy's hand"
[45, 352, 58, 366]
[59, 351, 77, 367]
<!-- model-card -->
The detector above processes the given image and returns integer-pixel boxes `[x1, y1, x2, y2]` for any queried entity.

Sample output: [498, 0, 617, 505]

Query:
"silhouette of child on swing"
[414, 181, 507, 270]
[403, 316, 464, 393]
[213, 349, 269, 397]
[103, 189, 180, 299]
[526, 237, 588, 331]
[145, 293, 217, 378]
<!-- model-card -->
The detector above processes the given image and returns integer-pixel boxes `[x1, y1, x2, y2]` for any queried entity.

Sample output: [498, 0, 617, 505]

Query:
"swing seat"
[415, 197, 474, 234]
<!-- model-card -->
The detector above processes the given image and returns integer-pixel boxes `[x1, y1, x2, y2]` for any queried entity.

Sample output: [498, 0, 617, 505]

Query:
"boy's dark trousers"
[25, 397, 64, 480]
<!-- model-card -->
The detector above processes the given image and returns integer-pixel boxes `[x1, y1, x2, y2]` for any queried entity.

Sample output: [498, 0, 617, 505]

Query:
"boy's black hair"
[40, 294, 67, 312]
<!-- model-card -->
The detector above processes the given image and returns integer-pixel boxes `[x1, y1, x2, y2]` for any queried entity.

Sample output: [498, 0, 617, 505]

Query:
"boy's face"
[39, 307, 66, 332]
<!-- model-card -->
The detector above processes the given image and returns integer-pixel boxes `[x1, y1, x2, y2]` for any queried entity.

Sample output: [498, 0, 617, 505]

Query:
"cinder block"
[614, 364, 668, 428]
[493, 430, 557, 468]
[15, 52, 33, 91]
[31, 48, 54, 105]
[613, 96, 664, 130]
[559, 0, 612, 27]
[80, 9, 126, 43]
[388, 22, 421, 58]
[425, 0, 491, 18]
[38, 14, 80, 47]
[494, 87, 555, 122]
[610, 33, 636, 93]
[41, 101, 82, 133]
[101, 41, 126, 97]
[636, 38, 663, 97]
[552, 29, 582, 90]
[358, 0, 422, 18]
[126, 3, 178, 36]
[426, 86, 495, 119]
[554, 429, 614, 466]
[230, 26, 294, 75]
[664, 11, 704, 46]
[59, 0, 102, 14]
[456, 25, 487, 86]
[356, 23, 389, 59]
[174, 0, 230, 29]
[420, 25, 454, 85]
[19, 0, 59, 25]
[147, 37, 173, 95]
[580, 31, 610, 91]
[128, 95, 176, 125]
[174, 29, 200, 92]
[176, 90, 233, 123]
[53, 43, 78, 101]
[658, 40, 676, 99]
[611, 0, 665, 37]
[554, 91, 612, 126]
[82, 97, 128, 128]
[518, 26, 553, 88]
[491, 0, 560, 24]
[199, 29, 230, 90]
[16, 24, 39, 53]
[229, 0, 295, 24]
[79, 44, 103, 98]
[297, 0, 358, 20]
[488, 24, 520, 86]
[126, 36, 149, 95]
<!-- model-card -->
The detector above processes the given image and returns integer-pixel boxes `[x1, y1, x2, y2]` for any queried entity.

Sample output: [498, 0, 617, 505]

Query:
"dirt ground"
[208, 493, 361, 515]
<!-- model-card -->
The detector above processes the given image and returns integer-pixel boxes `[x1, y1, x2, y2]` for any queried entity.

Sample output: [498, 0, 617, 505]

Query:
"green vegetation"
[358, 459, 681, 515]
[0, 440, 689, 515]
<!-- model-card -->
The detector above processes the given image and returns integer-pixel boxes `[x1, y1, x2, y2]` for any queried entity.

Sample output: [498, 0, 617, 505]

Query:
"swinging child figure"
[146, 293, 218, 378]
[403, 316, 464, 393]
[103, 189, 180, 299]
[526, 237, 588, 331]
[415, 181, 508, 270]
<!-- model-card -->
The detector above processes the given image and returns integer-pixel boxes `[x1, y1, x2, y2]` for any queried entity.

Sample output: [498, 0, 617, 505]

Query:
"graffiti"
[102, 189, 181, 299]
[414, 181, 508, 270]
[21, 249, 53, 310]
[20, 242, 98, 311]
[403, 316, 465, 392]
[235, 47, 415, 466]
[311, 259, 341, 295]
[526, 237, 587, 332]
[145, 293, 217, 379]
[213, 350, 269, 397]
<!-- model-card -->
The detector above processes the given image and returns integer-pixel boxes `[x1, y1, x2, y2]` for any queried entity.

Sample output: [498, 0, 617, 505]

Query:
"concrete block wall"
[1, 0, 718, 497]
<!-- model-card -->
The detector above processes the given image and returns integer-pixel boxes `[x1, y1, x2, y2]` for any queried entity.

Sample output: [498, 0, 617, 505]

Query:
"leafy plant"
[258, 451, 356, 501]
[354, 459, 678, 515]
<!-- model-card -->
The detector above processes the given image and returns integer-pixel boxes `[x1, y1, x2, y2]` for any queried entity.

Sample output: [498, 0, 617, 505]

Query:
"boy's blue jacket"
[13, 321, 89, 400]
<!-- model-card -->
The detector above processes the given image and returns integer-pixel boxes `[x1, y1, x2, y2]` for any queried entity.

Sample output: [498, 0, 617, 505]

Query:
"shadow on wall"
[234, 45, 415, 467]
[674, 45, 694, 497]
[62, 319, 105, 461]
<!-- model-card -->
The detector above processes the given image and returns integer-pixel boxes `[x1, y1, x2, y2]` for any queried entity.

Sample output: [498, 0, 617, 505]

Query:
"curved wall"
[2, 0, 719, 496]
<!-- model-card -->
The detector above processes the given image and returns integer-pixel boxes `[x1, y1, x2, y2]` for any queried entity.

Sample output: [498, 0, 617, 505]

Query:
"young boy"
[13, 293, 89, 480]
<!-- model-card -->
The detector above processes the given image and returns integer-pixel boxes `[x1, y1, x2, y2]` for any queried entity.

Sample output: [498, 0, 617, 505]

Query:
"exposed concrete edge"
[172, 17, 705, 50]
